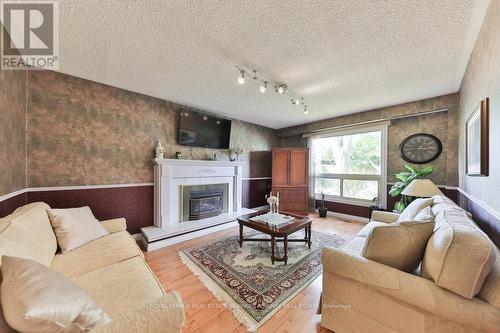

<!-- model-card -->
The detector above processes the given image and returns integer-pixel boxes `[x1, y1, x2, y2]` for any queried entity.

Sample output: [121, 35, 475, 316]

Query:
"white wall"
[459, 0, 500, 213]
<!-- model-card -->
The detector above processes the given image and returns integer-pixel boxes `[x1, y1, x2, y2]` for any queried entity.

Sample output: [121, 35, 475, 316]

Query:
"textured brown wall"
[458, 0, 500, 212]
[27, 71, 277, 187]
[0, 57, 27, 196]
[278, 94, 459, 186]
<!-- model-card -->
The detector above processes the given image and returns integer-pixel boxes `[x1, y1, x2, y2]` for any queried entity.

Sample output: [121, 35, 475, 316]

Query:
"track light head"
[303, 105, 309, 114]
[252, 70, 258, 80]
[238, 70, 245, 84]
[275, 84, 287, 95]
[260, 81, 269, 93]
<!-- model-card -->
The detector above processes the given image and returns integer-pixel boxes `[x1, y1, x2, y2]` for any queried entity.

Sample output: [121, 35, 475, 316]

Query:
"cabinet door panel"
[273, 187, 308, 214]
[272, 150, 290, 186]
[290, 150, 308, 187]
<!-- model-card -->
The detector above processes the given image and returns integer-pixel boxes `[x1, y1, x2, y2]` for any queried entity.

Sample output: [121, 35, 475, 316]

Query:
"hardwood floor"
[145, 214, 364, 333]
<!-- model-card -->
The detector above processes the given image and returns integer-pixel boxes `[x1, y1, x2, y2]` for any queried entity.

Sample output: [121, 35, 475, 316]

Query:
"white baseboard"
[325, 211, 369, 224]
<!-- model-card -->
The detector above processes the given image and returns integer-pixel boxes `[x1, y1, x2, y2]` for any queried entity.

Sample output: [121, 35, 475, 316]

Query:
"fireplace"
[143, 159, 249, 250]
[181, 183, 229, 222]
[189, 189, 223, 220]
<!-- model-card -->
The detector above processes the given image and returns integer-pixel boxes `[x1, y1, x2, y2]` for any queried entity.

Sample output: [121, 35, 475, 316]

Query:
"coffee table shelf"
[237, 210, 313, 265]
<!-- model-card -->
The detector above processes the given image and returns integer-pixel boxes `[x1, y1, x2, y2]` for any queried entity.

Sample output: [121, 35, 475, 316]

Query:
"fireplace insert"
[189, 189, 224, 220]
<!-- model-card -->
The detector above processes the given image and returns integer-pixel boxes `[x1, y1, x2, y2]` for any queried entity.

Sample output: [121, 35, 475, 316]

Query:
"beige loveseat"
[0, 202, 185, 333]
[321, 195, 500, 333]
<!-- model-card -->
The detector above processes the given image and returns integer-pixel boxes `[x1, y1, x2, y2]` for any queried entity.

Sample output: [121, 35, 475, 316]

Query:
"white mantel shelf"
[153, 158, 246, 166]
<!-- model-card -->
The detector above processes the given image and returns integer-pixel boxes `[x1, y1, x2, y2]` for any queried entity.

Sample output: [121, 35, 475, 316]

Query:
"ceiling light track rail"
[235, 65, 310, 114]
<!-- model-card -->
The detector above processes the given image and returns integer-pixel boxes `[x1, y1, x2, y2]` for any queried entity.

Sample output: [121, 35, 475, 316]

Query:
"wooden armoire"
[272, 148, 309, 215]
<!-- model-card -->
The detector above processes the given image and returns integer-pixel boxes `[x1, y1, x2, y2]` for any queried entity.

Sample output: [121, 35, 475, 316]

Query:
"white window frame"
[308, 122, 388, 208]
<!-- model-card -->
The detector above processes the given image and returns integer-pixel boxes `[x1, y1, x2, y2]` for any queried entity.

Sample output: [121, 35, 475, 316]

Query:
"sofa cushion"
[0, 202, 56, 267]
[51, 231, 143, 278]
[397, 197, 434, 222]
[421, 208, 497, 298]
[1, 256, 110, 333]
[91, 293, 185, 333]
[370, 211, 400, 224]
[100, 218, 127, 234]
[71, 257, 165, 319]
[431, 194, 472, 218]
[48, 207, 109, 253]
[362, 220, 435, 272]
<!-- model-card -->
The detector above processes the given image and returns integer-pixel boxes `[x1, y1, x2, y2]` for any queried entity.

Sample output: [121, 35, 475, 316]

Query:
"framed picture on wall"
[466, 98, 489, 176]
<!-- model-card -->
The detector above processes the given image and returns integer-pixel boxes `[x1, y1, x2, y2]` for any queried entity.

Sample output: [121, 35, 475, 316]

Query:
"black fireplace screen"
[189, 189, 224, 220]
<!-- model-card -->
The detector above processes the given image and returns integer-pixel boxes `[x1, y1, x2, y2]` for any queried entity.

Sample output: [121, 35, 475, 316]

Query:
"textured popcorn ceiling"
[56, 0, 489, 129]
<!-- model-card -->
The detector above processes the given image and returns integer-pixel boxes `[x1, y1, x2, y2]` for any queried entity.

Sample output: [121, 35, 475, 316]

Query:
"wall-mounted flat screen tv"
[178, 109, 232, 149]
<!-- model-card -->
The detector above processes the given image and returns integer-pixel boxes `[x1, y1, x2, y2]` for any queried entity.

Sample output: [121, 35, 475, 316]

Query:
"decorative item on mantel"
[155, 140, 164, 159]
[230, 147, 243, 161]
[318, 192, 327, 218]
[175, 151, 182, 159]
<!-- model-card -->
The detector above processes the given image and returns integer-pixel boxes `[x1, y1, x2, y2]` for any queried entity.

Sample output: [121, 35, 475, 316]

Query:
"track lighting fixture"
[235, 65, 310, 114]
[238, 70, 245, 84]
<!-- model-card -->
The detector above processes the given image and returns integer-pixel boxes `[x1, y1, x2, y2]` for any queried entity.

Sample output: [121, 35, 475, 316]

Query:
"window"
[311, 124, 388, 207]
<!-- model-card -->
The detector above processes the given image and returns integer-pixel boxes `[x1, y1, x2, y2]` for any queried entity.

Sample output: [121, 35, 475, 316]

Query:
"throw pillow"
[48, 207, 109, 253]
[362, 219, 435, 272]
[1, 256, 111, 333]
[397, 197, 434, 222]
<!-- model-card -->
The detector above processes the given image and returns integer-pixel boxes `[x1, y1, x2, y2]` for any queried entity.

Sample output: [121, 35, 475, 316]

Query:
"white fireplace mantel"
[152, 158, 245, 228]
[140, 158, 256, 251]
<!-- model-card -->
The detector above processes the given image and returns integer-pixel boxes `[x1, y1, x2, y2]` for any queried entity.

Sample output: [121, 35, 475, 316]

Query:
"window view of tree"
[313, 130, 383, 203]
[315, 178, 340, 196]
[313, 131, 381, 175]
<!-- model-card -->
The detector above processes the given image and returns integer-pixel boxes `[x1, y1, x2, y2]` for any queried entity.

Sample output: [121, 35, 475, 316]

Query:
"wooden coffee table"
[237, 210, 313, 265]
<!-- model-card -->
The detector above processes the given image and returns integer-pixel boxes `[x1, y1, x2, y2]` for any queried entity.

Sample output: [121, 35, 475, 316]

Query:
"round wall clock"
[399, 133, 442, 164]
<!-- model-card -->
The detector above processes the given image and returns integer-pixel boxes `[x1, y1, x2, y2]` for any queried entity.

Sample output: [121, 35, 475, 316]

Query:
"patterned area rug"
[179, 229, 350, 331]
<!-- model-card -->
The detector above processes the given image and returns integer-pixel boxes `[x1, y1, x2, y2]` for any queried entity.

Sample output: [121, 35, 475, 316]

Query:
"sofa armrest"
[371, 210, 400, 223]
[322, 246, 401, 290]
[91, 292, 185, 333]
[321, 247, 500, 332]
[100, 218, 127, 233]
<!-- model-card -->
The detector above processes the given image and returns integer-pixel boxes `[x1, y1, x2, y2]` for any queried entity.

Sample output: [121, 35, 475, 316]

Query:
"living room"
[0, 1, 499, 332]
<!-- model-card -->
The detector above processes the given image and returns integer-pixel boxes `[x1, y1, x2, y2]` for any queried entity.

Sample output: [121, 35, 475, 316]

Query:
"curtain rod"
[297, 107, 449, 137]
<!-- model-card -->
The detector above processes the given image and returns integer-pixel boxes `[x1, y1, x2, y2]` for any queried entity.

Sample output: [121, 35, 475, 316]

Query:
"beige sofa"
[0, 202, 185, 333]
[321, 195, 500, 333]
